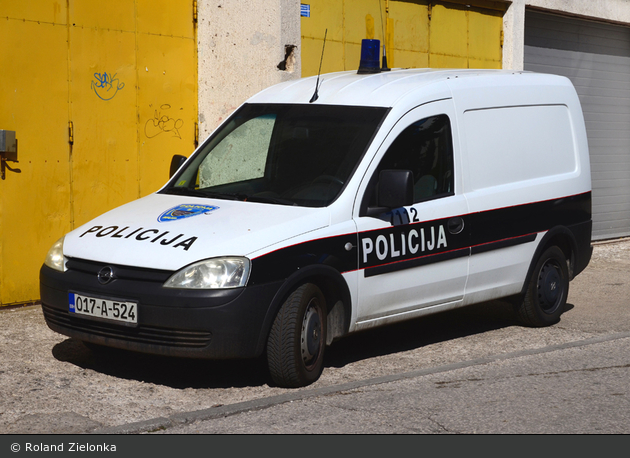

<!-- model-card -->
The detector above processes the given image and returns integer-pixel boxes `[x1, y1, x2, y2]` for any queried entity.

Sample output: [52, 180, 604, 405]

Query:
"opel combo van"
[40, 68, 592, 387]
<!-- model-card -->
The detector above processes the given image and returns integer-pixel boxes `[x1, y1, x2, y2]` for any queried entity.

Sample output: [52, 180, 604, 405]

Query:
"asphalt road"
[1, 238, 629, 434]
[153, 333, 630, 434]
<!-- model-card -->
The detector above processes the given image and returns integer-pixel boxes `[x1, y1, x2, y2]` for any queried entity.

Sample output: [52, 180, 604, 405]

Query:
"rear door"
[353, 100, 470, 329]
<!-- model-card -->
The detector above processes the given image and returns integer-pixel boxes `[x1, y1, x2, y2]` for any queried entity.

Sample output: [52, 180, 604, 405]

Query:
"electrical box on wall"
[0, 130, 17, 159]
[1, 130, 19, 179]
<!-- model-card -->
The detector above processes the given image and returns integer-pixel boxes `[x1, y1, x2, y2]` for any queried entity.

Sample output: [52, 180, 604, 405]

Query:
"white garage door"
[525, 10, 630, 240]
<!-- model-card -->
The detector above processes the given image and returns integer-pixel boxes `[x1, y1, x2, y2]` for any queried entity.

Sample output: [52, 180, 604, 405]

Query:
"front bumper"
[39, 258, 282, 359]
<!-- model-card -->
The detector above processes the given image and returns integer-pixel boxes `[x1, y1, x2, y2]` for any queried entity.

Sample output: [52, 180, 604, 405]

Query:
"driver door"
[353, 100, 470, 329]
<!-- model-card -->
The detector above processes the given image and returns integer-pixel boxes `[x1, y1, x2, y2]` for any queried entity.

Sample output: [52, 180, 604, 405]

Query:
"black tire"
[266, 283, 327, 388]
[516, 246, 569, 327]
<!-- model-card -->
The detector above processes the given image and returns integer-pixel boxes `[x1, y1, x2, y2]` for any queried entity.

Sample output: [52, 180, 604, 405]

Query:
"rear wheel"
[267, 283, 327, 388]
[516, 246, 569, 327]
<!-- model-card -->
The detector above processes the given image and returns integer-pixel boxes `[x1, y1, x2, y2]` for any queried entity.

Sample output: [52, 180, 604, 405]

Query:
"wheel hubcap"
[538, 261, 562, 313]
[301, 298, 322, 368]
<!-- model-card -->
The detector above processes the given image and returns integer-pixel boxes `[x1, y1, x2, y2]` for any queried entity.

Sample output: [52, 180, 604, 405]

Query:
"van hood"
[63, 193, 331, 271]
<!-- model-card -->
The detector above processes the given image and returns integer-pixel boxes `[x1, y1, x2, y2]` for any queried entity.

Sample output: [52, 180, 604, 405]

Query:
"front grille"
[42, 304, 211, 349]
[66, 258, 173, 283]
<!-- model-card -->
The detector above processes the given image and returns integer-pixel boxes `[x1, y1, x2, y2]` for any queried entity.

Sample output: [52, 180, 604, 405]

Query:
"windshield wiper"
[162, 188, 296, 205]
[200, 191, 248, 201]
[161, 187, 210, 198]
[244, 194, 297, 206]
[162, 188, 245, 201]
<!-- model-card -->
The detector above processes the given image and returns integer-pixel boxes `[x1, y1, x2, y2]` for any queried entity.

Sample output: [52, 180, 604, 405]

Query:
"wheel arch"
[255, 264, 352, 355]
[520, 226, 578, 296]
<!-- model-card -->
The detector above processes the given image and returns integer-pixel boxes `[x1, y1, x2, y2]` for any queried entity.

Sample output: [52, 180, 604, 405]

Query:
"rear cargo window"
[464, 105, 577, 190]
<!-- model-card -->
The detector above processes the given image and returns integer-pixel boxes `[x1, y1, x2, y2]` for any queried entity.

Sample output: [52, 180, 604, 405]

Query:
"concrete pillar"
[197, 0, 301, 139]
[502, 0, 526, 71]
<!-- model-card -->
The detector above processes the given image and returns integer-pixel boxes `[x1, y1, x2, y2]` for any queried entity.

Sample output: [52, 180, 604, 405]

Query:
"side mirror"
[378, 169, 414, 208]
[169, 154, 187, 178]
[366, 169, 414, 217]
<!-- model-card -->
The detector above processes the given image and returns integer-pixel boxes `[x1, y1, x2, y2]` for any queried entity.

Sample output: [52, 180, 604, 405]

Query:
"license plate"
[69, 292, 138, 325]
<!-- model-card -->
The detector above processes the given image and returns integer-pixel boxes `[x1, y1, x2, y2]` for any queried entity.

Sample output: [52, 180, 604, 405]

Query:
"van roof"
[248, 68, 574, 109]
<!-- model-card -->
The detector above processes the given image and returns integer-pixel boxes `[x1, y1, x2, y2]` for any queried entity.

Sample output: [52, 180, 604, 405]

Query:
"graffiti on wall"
[145, 104, 184, 139]
[91, 72, 125, 101]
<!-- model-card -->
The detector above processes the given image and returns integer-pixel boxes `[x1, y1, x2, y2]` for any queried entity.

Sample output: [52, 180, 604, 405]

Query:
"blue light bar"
[357, 39, 381, 74]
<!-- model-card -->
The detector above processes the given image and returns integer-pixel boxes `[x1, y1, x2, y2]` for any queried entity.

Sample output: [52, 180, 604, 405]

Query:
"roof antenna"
[309, 29, 327, 103]
[379, 0, 390, 71]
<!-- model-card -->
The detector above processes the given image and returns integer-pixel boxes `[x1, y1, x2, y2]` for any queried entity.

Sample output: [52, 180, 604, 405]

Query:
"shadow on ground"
[51, 299, 574, 390]
[326, 299, 517, 367]
[51, 339, 270, 390]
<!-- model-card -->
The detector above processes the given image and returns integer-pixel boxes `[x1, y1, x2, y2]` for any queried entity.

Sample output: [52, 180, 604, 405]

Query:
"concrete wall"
[196, 0, 630, 139]
[197, 0, 301, 139]
[502, 0, 630, 70]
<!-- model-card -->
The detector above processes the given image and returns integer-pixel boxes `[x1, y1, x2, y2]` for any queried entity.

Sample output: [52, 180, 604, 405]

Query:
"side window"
[377, 114, 454, 203]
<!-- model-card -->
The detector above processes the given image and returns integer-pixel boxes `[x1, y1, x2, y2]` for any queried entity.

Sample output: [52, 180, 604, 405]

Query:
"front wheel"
[516, 246, 569, 327]
[266, 283, 327, 388]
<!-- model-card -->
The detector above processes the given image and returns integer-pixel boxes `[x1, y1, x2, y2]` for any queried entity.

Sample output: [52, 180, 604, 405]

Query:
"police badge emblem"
[158, 204, 219, 222]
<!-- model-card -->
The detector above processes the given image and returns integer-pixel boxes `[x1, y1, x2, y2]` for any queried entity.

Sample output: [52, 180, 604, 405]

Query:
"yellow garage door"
[301, 0, 504, 76]
[0, 0, 197, 306]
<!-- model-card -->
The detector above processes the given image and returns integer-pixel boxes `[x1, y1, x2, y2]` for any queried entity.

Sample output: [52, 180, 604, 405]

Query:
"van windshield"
[162, 103, 388, 207]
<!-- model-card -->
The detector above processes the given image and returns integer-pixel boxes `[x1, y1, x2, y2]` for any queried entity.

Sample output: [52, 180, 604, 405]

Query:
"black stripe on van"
[249, 191, 591, 283]
[363, 247, 470, 278]
[470, 233, 537, 256]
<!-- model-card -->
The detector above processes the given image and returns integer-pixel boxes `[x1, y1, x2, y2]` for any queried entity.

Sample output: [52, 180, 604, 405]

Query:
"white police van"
[40, 64, 592, 388]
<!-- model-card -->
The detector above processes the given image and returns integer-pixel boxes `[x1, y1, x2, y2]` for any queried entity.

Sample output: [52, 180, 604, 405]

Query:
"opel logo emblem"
[97, 266, 115, 285]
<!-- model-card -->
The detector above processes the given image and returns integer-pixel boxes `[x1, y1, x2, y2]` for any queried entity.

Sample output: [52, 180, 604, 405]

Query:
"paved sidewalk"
[0, 238, 628, 433]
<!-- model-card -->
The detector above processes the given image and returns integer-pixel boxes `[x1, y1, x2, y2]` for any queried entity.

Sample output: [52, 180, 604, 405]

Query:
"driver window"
[377, 114, 454, 203]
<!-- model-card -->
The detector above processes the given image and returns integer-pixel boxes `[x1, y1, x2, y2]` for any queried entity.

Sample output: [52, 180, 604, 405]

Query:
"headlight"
[164, 257, 251, 289]
[44, 236, 67, 272]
